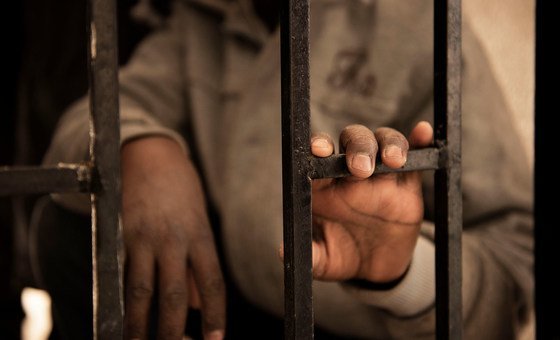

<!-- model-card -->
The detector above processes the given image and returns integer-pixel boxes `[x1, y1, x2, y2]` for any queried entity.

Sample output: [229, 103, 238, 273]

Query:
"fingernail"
[312, 138, 330, 149]
[311, 139, 331, 157]
[206, 330, 224, 340]
[384, 145, 403, 160]
[352, 153, 372, 172]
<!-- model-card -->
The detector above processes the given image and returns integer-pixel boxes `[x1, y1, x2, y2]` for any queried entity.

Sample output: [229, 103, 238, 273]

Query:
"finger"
[188, 269, 201, 309]
[312, 241, 327, 279]
[408, 121, 434, 148]
[157, 248, 189, 339]
[374, 127, 409, 169]
[310, 132, 335, 190]
[311, 222, 360, 281]
[311, 132, 335, 158]
[125, 248, 155, 340]
[400, 121, 434, 187]
[190, 235, 226, 340]
[339, 124, 377, 178]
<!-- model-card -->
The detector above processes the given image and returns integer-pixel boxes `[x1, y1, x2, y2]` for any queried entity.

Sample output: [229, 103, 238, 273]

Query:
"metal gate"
[0, 0, 123, 338]
[281, 0, 462, 338]
[0, 0, 470, 338]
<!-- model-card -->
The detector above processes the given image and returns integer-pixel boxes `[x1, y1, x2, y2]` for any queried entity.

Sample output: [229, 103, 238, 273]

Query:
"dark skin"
[121, 2, 434, 339]
[122, 138, 223, 340]
[121, 123, 432, 339]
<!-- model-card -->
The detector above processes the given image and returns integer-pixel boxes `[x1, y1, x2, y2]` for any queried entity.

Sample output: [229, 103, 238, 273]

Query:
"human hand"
[310, 122, 433, 283]
[121, 137, 225, 339]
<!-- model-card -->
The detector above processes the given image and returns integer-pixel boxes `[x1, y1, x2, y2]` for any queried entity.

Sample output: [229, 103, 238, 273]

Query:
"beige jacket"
[44, 0, 533, 338]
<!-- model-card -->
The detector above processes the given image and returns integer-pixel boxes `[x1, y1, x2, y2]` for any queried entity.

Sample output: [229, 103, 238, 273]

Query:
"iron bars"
[280, 0, 462, 339]
[0, 0, 123, 339]
[434, 0, 463, 338]
[0, 0, 463, 338]
[87, 0, 123, 338]
[280, 0, 314, 338]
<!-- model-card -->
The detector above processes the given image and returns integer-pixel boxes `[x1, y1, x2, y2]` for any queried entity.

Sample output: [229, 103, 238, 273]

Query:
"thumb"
[277, 242, 325, 279]
[408, 121, 434, 148]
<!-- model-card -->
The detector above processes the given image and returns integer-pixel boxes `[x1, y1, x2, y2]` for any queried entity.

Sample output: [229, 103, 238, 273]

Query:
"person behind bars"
[41, 0, 533, 338]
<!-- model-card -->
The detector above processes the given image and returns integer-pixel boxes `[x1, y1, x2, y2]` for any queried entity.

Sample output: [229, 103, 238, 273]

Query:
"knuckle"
[191, 227, 215, 247]
[128, 285, 153, 300]
[352, 134, 376, 144]
[342, 125, 373, 139]
[347, 135, 377, 152]
[383, 135, 409, 149]
[161, 231, 186, 248]
[158, 220, 192, 247]
[200, 276, 225, 299]
[125, 220, 152, 240]
[162, 288, 188, 309]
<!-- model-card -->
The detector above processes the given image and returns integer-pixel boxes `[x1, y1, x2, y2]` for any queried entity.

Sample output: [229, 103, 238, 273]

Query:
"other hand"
[121, 137, 225, 339]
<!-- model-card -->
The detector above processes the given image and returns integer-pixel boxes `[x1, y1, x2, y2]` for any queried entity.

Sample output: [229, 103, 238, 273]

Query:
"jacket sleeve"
[43, 3, 190, 213]
[340, 19, 533, 339]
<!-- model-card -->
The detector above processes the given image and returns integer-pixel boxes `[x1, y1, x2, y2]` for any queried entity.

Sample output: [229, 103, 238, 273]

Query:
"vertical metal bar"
[434, 0, 462, 339]
[280, 0, 314, 338]
[87, 0, 123, 338]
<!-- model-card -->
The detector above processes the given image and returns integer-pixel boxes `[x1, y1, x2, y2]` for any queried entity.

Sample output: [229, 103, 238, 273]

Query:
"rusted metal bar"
[87, 0, 123, 338]
[280, 0, 313, 337]
[434, 0, 463, 338]
[0, 164, 91, 196]
[310, 148, 442, 179]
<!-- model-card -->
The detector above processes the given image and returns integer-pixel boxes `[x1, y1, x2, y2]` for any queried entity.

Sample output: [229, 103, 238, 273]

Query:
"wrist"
[340, 236, 436, 317]
[355, 221, 420, 283]
[346, 263, 410, 291]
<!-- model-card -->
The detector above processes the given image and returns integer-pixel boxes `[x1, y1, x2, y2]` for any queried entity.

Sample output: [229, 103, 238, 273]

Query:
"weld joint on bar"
[434, 142, 461, 170]
[435, 141, 449, 169]
[57, 162, 94, 192]
[88, 165, 104, 194]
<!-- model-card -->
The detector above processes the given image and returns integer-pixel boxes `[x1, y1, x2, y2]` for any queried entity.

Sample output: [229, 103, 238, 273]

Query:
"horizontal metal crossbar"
[0, 147, 443, 196]
[310, 147, 442, 179]
[0, 164, 92, 196]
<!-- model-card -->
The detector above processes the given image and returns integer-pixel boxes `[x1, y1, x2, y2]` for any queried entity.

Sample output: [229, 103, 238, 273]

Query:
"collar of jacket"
[183, 0, 269, 47]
